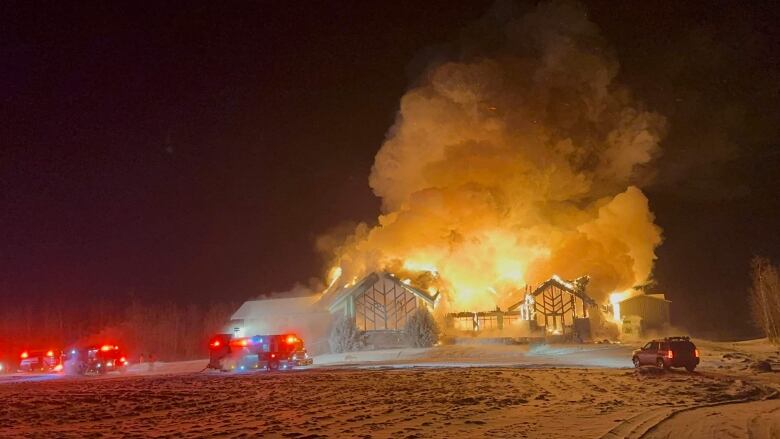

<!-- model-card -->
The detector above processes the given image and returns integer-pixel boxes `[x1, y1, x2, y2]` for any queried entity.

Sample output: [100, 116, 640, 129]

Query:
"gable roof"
[324, 272, 439, 312]
[507, 275, 595, 311]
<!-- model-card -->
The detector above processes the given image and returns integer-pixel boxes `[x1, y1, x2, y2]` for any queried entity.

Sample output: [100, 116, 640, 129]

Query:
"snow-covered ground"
[314, 342, 634, 369]
[0, 339, 777, 438]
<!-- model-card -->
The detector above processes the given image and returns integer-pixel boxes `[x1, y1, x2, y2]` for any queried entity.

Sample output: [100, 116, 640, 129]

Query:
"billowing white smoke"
[322, 1, 665, 311]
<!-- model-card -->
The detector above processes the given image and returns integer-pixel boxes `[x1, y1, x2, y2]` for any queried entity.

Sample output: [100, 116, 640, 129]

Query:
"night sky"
[2, 1, 778, 335]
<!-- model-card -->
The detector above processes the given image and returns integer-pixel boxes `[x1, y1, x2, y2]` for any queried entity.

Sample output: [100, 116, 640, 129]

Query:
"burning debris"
[319, 1, 665, 318]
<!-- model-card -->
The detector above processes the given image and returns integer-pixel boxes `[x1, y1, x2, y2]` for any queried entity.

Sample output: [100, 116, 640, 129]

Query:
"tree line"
[0, 295, 237, 361]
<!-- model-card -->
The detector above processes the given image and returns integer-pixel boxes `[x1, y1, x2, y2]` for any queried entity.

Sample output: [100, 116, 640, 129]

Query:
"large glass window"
[355, 277, 419, 331]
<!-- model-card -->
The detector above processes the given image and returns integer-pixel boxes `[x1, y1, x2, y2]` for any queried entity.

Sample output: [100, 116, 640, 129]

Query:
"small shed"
[619, 293, 671, 332]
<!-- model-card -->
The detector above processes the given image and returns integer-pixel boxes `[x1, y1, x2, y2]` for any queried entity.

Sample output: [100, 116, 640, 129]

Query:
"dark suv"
[632, 336, 700, 372]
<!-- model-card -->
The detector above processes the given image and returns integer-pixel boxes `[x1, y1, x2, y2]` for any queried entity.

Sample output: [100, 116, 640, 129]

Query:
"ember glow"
[322, 2, 664, 312]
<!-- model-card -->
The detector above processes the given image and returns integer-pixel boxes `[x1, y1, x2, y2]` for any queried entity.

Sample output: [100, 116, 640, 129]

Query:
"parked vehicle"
[70, 345, 129, 375]
[632, 336, 700, 372]
[18, 349, 65, 372]
[207, 333, 313, 371]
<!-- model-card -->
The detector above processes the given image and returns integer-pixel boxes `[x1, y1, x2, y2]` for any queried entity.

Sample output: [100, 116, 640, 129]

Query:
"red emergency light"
[100, 345, 117, 352]
[20, 351, 29, 359]
[46, 350, 54, 357]
[210, 340, 221, 348]
[285, 335, 298, 344]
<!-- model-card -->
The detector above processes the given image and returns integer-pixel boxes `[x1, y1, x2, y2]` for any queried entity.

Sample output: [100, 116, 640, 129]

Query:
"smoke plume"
[323, 0, 665, 311]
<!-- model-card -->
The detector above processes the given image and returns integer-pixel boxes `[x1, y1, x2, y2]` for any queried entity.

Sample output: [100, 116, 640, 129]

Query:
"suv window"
[642, 342, 652, 350]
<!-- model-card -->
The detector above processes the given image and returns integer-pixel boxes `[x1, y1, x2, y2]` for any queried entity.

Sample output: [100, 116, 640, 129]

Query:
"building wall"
[620, 296, 670, 330]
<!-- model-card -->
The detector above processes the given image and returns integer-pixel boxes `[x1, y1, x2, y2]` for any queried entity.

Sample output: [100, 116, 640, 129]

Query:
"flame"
[318, 2, 665, 312]
[402, 259, 438, 275]
[609, 291, 633, 322]
[324, 266, 342, 292]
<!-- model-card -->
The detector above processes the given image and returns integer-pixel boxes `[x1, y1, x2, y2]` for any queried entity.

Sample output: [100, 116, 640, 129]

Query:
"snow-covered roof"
[324, 272, 439, 312]
[231, 295, 321, 320]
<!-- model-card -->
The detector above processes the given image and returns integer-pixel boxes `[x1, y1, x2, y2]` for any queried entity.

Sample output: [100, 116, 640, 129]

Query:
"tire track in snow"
[600, 371, 778, 439]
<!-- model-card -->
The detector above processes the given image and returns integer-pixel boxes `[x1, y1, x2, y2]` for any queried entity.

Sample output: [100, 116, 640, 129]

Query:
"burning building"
[445, 274, 599, 340]
[324, 272, 439, 347]
[236, 2, 673, 350]
[325, 272, 439, 331]
[318, 1, 666, 324]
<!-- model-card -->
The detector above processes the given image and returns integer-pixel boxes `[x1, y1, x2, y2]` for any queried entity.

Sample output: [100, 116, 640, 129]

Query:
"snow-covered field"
[0, 340, 778, 438]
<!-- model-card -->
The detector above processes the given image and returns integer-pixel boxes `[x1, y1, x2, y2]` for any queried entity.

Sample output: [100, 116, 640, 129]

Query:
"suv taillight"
[694, 349, 699, 358]
[666, 350, 674, 359]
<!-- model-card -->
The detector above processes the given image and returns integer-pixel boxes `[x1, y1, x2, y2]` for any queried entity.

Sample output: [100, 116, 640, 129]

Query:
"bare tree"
[749, 256, 780, 344]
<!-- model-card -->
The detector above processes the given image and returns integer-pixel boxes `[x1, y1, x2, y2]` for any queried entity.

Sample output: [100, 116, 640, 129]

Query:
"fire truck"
[207, 333, 313, 371]
[70, 345, 129, 375]
[18, 349, 65, 373]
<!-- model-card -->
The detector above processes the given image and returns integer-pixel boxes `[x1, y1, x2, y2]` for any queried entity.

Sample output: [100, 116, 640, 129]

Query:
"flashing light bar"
[20, 351, 29, 359]
[46, 350, 54, 357]
[286, 335, 298, 344]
